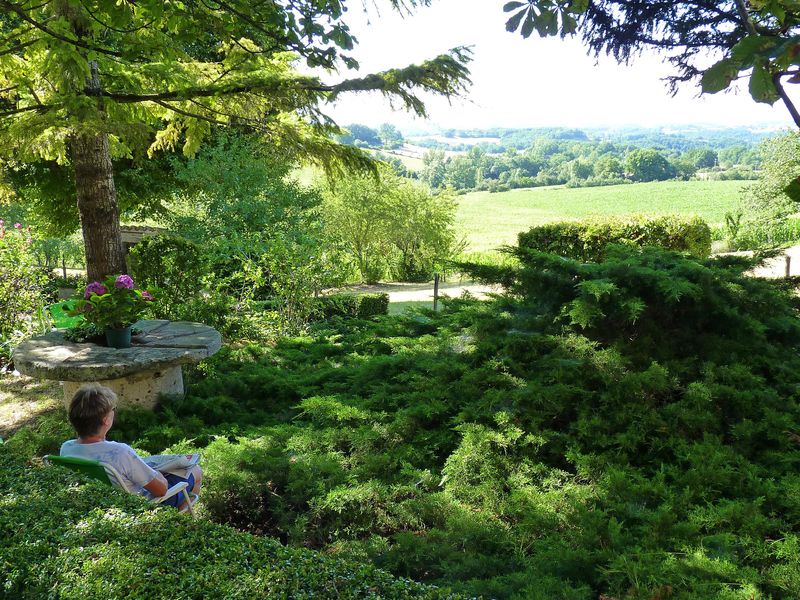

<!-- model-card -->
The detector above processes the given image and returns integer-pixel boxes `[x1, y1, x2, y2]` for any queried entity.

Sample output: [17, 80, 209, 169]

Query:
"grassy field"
[456, 180, 747, 253]
[379, 150, 425, 172]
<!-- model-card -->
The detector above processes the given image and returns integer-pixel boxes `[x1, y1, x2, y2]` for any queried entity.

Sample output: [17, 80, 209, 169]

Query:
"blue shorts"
[161, 472, 195, 508]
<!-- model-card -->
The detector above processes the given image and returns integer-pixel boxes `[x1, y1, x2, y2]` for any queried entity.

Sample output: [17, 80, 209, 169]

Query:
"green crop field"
[456, 180, 747, 253]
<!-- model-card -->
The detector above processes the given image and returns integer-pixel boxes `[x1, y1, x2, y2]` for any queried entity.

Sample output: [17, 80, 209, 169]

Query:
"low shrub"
[129, 234, 210, 315]
[0, 447, 460, 599]
[9, 245, 800, 598]
[518, 214, 712, 261]
[0, 220, 49, 367]
[316, 293, 389, 319]
[41, 273, 88, 304]
[355, 293, 390, 318]
[316, 293, 359, 319]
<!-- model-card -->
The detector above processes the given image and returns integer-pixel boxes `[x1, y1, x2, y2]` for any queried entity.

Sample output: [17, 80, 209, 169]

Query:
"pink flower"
[14, 223, 21, 230]
[115, 274, 134, 289]
[0, 219, 4, 227]
[84, 281, 108, 298]
[142, 290, 154, 301]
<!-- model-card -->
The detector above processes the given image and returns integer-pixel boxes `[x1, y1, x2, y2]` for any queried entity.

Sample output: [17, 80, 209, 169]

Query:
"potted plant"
[68, 274, 153, 348]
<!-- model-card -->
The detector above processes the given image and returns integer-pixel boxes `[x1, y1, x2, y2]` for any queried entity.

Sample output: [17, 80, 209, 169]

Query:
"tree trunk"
[71, 132, 127, 281]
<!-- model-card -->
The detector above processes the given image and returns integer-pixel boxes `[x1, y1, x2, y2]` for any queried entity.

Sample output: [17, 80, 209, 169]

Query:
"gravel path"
[338, 281, 501, 302]
[343, 246, 800, 303]
[720, 244, 800, 278]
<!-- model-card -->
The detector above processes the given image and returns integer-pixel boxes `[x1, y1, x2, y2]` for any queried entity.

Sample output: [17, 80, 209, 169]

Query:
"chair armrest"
[151, 481, 188, 504]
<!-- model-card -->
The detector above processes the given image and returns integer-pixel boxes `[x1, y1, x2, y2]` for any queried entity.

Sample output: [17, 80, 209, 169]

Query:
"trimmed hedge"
[518, 215, 712, 261]
[0, 449, 459, 599]
[316, 293, 390, 320]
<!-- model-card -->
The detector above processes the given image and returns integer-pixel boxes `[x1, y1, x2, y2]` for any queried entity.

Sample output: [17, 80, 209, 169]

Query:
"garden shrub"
[9, 245, 800, 598]
[41, 272, 87, 304]
[316, 293, 389, 319]
[128, 234, 283, 341]
[518, 214, 712, 261]
[129, 234, 208, 303]
[0, 220, 48, 366]
[316, 293, 359, 319]
[355, 293, 390, 318]
[0, 448, 460, 599]
[321, 166, 463, 283]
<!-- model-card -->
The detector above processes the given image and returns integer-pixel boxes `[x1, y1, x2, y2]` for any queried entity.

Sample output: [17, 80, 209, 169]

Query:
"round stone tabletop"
[13, 320, 222, 382]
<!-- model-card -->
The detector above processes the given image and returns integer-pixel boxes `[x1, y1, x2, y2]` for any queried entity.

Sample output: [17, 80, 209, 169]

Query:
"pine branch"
[0, 0, 126, 58]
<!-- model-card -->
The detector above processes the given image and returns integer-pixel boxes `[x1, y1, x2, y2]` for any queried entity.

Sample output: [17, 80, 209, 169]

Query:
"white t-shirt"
[60, 439, 159, 497]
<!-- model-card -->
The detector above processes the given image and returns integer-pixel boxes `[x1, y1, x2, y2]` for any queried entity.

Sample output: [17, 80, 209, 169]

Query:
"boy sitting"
[60, 383, 202, 510]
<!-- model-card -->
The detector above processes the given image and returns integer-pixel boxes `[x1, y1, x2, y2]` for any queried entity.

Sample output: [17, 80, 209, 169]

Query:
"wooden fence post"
[433, 273, 440, 311]
[786, 255, 792, 279]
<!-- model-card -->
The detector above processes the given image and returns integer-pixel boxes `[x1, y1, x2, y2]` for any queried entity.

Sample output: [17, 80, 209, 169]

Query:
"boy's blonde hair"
[68, 383, 117, 437]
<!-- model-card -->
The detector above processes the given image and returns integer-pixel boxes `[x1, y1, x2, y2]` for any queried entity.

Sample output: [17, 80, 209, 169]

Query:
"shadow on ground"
[0, 375, 61, 438]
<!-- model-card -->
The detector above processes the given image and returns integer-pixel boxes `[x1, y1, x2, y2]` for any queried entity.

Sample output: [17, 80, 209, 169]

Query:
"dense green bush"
[41, 273, 87, 304]
[321, 167, 462, 283]
[355, 293, 390, 318]
[316, 293, 390, 319]
[129, 235, 209, 302]
[0, 448, 459, 599]
[127, 235, 253, 337]
[518, 215, 712, 261]
[127, 135, 352, 339]
[9, 245, 800, 598]
[0, 220, 48, 366]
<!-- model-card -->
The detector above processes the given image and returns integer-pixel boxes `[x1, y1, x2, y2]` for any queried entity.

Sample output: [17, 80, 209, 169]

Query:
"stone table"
[12, 320, 222, 409]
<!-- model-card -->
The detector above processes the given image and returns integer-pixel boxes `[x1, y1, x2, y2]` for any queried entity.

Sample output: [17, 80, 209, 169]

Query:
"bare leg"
[189, 464, 203, 496]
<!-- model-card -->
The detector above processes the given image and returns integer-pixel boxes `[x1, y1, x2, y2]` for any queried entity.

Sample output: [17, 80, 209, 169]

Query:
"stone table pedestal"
[13, 320, 222, 409]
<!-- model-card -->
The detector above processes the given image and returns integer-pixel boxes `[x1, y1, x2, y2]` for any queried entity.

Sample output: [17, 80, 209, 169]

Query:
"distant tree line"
[411, 126, 773, 153]
[337, 125, 763, 194]
[416, 137, 761, 194]
[337, 123, 405, 150]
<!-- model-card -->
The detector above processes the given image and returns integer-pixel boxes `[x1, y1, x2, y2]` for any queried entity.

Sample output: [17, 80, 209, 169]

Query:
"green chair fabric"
[44, 454, 197, 516]
[45, 454, 114, 485]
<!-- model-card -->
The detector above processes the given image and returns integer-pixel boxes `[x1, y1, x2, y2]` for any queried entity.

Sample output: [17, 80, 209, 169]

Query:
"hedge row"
[316, 293, 390, 320]
[517, 215, 712, 261]
[0, 449, 459, 599]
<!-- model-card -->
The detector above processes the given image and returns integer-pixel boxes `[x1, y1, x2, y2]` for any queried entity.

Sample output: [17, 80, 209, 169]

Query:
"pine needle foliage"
[8, 246, 800, 598]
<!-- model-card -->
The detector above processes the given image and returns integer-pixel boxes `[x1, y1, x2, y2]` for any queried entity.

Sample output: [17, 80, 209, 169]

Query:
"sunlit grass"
[456, 180, 747, 253]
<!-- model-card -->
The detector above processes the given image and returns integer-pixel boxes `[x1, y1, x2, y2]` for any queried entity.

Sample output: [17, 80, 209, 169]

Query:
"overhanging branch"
[0, 0, 127, 58]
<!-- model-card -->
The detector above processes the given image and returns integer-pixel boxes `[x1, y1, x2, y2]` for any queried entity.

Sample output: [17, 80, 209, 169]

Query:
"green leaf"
[505, 7, 529, 34]
[521, 9, 537, 38]
[701, 58, 740, 94]
[503, 1, 527, 12]
[623, 297, 646, 323]
[578, 279, 617, 300]
[749, 61, 780, 104]
[731, 35, 779, 68]
[569, 0, 590, 13]
[561, 14, 578, 36]
[539, 10, 558, 36]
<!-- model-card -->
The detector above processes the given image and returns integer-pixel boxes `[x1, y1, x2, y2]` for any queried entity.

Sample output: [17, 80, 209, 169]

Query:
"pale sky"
[322, 0, 796, 131]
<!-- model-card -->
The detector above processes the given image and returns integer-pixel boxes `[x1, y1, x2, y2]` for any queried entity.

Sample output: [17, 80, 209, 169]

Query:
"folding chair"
[44, 454, 198, 516]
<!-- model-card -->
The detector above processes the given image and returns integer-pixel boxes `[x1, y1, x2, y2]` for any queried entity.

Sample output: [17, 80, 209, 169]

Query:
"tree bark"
[70, 131, 127, 281]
